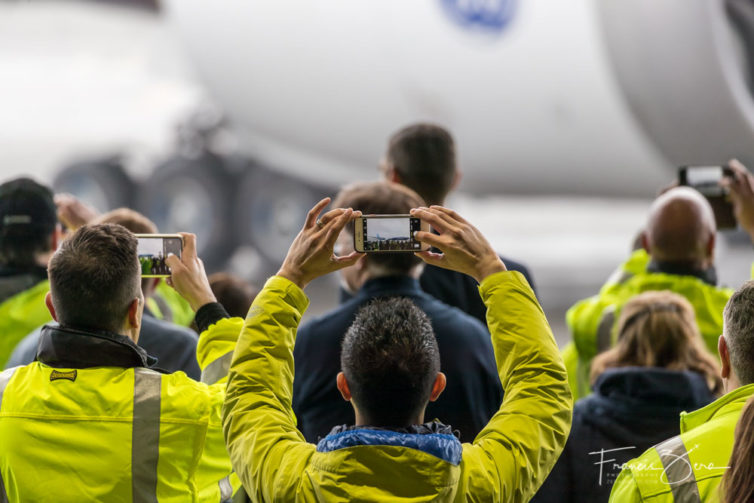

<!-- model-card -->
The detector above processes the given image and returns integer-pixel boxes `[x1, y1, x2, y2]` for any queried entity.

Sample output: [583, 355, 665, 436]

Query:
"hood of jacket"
[302, 422, 463, 501]
[578, 367, 715, 447]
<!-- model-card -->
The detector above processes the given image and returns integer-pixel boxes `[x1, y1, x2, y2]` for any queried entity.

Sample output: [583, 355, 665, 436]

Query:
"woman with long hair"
[533, 290, 722, 503]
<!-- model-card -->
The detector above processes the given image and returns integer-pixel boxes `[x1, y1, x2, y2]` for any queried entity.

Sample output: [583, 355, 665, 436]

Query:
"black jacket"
[419, 255, 535, 325]
[6, 311, 201, 379]
[531, 367, 716, 503]
[339, 256, 535, 326]
[293, 275, 503, 443]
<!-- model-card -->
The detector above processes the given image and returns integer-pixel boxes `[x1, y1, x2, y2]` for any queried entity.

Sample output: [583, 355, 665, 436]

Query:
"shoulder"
[142, 315, 198, 344]
[416, 292, 486, 329]
[295, 302, 359, 349]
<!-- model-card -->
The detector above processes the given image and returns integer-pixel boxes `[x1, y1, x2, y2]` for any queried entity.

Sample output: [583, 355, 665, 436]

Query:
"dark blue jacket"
[531, 367, 716, 503]
[419, 255, 535, 325]
[5, 311, 201, 379]
[339, 256, 535, 326]
[293, 275, 502, 443]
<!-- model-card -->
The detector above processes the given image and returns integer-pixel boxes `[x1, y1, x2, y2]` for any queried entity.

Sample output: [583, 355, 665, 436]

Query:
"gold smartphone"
[135, 234, 183, 278]
[353, 215, 430, 253]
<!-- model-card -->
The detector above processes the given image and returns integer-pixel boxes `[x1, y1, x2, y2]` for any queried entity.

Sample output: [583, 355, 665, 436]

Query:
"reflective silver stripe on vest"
[0, 367, 18, 410]
[596, 307, 616, 353]
[132, 368, 162, 503]
[0, 367, 19, 503]
[655, 436, 701, 502]
[201, 351, 234, 385]
[218, 476, 233, 502]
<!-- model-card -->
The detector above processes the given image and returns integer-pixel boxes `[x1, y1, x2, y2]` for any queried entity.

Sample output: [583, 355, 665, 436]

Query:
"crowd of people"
[0, 123, 754, 502]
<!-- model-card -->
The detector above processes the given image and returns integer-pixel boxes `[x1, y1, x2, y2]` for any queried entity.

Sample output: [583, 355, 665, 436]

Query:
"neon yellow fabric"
[0, 317, 242, 501]
[609, 383, 754, 502]
[153, 281, 195, 327]
[0, 280, 52, 368]
[222, 271, 572, 502]
[564, 249, 733, 399]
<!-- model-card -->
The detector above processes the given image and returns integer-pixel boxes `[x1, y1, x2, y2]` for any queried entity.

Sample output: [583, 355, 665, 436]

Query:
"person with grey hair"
[609, 161, 754, 502]
[562, 164, 745, 400]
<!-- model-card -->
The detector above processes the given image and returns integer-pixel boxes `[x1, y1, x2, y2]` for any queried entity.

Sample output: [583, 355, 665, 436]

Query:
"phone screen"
[359, 216, 424, 252]
[136, 235, 182, 277]
[682, 166, 727, 197]
[678, 166, 736, 229]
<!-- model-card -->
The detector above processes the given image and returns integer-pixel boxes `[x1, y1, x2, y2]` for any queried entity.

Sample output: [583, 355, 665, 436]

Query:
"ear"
[127, 297, 141, 330]
[640, 231, 650, 253]
[45, 291, 58, 321]
[385, 164, 402, 184]
[428, 372, 446, 402]
[51, 224, 63, 251]
[719, 335, 731, 380]
[336, 372, 352, 401]
[706, 233, 716, 258]
[450, 170, 462, 191]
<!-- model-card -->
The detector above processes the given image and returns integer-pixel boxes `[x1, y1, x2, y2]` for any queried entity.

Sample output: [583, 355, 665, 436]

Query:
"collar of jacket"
[646, 260, 718, 286]
[679, 382, 754, 433]
[37, 323, 158, 369]
[592, 367, 714, 416]
[317, 421, 463, 465]
[355, 275, 423, 301]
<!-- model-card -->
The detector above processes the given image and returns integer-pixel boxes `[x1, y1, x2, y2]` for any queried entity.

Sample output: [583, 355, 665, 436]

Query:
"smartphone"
[353, 215, 430, 253]
[135, 234, 183, 278]
[678, 166, 736, 229]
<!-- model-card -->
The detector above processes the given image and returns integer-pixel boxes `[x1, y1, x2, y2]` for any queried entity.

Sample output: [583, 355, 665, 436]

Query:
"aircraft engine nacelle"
[162, 0, 754, 198]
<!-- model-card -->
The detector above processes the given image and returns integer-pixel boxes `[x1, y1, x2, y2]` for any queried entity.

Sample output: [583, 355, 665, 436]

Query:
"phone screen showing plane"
[362, 217, 422, 252]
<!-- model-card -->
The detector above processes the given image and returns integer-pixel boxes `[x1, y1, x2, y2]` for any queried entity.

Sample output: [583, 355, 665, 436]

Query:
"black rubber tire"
[53, 155, 136, 213]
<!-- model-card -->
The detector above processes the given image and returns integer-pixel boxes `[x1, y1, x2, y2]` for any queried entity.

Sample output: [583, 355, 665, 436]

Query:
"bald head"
[644, 187, 716, 265]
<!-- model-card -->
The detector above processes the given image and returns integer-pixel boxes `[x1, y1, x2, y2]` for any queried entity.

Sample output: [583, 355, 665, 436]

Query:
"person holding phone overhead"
[291, 181, 502, 443]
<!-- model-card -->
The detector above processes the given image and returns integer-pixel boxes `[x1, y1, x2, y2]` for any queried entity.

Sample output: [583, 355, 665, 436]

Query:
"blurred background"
[3, 0, 754, 343]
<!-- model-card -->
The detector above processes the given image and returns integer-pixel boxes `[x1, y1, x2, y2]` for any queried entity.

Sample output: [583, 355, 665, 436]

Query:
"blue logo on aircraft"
[440, 0, 516, 33]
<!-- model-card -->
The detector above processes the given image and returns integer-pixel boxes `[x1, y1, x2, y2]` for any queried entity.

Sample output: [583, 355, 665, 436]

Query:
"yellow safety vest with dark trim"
[562, 249, 734, 400]
[0, 280, 51, 368]
[0, 317, 242, 502]
[609, 383, 754, 502]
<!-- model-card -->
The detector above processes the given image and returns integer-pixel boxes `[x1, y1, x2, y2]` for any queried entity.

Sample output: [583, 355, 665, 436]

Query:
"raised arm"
[221, 199, 364, 500]
[412, 206, 573, 502]
[165, 233, 241, 385]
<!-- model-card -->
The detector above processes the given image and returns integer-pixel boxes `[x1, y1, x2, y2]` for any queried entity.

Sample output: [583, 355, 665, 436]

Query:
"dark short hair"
[341, 297, 440, 427]
[0, 177, 57, 267]
[725, 280, 754, 385]
[48, 224, 141, 333]
[333, 181, 425, 274]
[386, 123, 456, 206]
[208, 272, 259, 318]
[93, 208, 158, 294]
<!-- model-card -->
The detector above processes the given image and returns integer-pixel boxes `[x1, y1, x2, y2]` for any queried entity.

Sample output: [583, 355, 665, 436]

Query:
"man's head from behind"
[382, 123, 458, 207]
[47, 224, 143, 339]
[333, 181, 425, 292]
[721, 280, 754, 390]
[643, 187, 716, 268]
[92, 208, 160, 298]
[0, 177, 59, 268]
[338, 297, 445, 427]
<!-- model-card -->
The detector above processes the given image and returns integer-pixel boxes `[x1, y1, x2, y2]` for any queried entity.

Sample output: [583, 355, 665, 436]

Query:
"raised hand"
[410, 206, 505, 283]
[277, 198, 364, 289]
